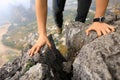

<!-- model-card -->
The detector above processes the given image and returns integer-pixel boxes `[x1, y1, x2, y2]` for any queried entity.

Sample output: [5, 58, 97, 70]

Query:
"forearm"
[86, 0, 115, 37]
[36, 0, 47, 36]
[95, 0, 109, 18]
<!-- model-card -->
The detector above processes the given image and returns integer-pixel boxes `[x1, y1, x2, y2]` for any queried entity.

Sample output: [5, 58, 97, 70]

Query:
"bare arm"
[29, 0, 51, 56]
[95, 0, 109, 18]
[86, 0, 115, 37]
[36, 0, 47, 35]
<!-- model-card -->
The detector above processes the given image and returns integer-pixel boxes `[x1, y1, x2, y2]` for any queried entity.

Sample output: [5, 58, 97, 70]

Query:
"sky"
[0, 0, 53, 24]
[0, 0, 52, 11]
[0, 0, 30, 12]
[0, 0, 29, 8]
[0, 0, 30, 25]
[0, 0, 118, 25]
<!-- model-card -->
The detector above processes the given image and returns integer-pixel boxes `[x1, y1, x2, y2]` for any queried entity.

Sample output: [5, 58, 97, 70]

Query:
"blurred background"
[0, 0, 120, 67]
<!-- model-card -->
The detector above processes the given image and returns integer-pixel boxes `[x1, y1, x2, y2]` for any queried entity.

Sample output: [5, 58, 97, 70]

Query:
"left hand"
[86, 22, 115, 37]
[29, 35, 51, 57]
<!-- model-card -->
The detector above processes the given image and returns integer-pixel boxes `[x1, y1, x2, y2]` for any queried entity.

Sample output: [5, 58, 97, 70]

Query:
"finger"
[102, 29, 107, 35]
[29, 48, 33, 55]
[101, 27, 107, 35]
[29, 47, 36, 56]
[85, 30, 89, 36]
[86, 28, 91, 36]
[96, 28, 102, 37]
[103, 23, 115, 32]
[35, 42, 44, 53]
[29, 49, 34, 56]
[35, 46, 40, 53]
[47, 41, 52, 48]
[105, 27, 111, 33]
[108, 26, 115, 32]
[30, 49, 34, 57]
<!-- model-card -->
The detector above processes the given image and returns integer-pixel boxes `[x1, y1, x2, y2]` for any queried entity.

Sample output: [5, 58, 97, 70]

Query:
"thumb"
[86, 28, 91, 36]
[47, 41, 52, 49]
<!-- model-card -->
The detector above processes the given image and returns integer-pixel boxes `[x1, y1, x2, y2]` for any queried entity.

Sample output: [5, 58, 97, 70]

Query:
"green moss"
[58, 44, 68, 57]
[25, 61, 35, 72]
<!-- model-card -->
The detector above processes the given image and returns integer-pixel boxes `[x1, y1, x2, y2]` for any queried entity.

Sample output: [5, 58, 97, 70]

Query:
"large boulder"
[73, 32, 120, 80]
[65, 17, 120, 80]
[65, 15, 120, 61]
[20, 63, 52, 80]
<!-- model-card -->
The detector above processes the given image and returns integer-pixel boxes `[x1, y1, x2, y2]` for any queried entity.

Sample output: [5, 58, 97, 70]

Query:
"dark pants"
[52, 0, 92, 28]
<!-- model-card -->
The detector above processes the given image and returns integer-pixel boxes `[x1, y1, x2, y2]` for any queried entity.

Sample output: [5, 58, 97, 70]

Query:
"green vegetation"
[25, 61, 35, 72]
[6, 50, 20, 61]
[2, 21, 37, 50]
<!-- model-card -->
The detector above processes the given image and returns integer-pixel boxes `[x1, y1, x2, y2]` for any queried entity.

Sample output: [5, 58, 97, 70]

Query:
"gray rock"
[38, 35, 70, 80]
[65, 18, 120, 61]
[65, 22, 97, 61]
[7, 71, 21, 80]
[106, 52, 120, 80]
[20, 63, 52, 80]
[1, 15, 120, 80]
[66, 20, 120, 80]
[0, 35, 70, 80]
[0, 58, 21, 80]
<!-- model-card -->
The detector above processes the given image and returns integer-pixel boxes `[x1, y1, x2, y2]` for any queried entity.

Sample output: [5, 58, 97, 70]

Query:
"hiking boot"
[56, 27, 62, 34]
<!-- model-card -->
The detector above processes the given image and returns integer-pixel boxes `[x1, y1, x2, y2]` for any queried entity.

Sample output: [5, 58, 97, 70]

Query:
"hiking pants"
[52, 0, 92, 28]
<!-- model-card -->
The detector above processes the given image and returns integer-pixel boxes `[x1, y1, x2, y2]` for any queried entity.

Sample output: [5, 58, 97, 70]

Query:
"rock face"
[0, 35, 70, 80]
[72, 32, 120, 80]
[20, 63, 52, 80]
[65, 16, 120, 80]
[0, 15, 120, 80]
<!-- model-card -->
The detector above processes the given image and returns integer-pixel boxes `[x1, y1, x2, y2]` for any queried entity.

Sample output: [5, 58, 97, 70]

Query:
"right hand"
[86, 22, 115, 37]
[29, 35, 51, 57]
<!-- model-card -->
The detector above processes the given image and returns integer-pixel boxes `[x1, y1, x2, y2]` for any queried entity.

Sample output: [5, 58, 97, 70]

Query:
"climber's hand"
[29, 35, 51, 57]
[86, 22, 115, 37]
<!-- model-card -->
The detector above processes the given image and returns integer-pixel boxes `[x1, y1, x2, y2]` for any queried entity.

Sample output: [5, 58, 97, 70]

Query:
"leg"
[75, 0, 92, 22]
[52, 0, 66, 28]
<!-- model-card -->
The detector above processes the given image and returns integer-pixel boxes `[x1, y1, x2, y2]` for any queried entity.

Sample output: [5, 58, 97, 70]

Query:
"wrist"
[94, 14, 105, 18]
[93, 16, 105, 23]
[93, 22, 101, 24]
[38, 32, 47, 37]
[38, 26, 47, 36]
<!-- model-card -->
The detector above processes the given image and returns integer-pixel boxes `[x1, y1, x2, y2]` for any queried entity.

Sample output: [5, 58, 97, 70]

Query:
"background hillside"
[2, 0, 95, 50]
